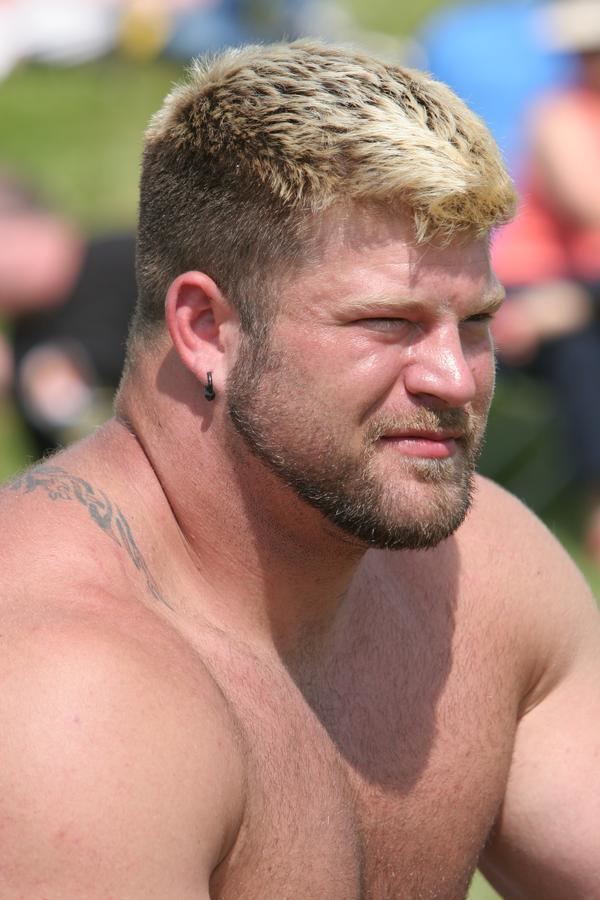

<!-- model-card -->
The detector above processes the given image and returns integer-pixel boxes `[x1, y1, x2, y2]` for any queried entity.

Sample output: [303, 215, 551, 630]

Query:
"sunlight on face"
[226, 210, 497, 549]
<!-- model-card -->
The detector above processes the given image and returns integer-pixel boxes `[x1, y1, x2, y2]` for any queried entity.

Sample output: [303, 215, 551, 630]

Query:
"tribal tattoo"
[10, 465, 172, 609]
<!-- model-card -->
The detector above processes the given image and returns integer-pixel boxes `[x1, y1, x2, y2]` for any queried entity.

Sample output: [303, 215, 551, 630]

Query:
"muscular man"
[1, 41, 599, 899]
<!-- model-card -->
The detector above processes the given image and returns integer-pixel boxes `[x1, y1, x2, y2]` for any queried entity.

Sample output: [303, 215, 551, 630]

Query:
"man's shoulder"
[1, 464, 130, 621]
[0, 598, 246, 888]
[1, 426, 174, 610]
[368, 475, 555, 582]
[0, 431, 249, 890]
[2, 447, 134, 544]
[366, 476, 598, 706]
[0, 456, 240, 736]
[454, 475, 593, 615]
[458, 474, 562, 560]
[0, 580, 244, 758]
[0, 444, 246, 826]
[458, 476, 599, 708]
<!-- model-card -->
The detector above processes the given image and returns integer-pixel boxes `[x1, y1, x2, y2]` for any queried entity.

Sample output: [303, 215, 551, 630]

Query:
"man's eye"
[465, 313, 494, 324]
[360, 318, 408, 331]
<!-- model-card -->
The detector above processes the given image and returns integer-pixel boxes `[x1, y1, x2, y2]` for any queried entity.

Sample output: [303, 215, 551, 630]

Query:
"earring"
[204, 371, 215, 401]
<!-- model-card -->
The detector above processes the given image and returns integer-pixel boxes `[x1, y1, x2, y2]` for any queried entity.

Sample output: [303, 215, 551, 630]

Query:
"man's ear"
[165, 271, 236, 383]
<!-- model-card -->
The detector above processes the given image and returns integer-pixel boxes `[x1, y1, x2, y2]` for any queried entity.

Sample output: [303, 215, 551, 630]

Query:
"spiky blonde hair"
[133, 40, 515, 340]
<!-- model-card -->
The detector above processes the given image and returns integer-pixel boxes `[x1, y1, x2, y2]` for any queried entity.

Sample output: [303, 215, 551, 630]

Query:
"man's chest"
[206, 611, 520, 900]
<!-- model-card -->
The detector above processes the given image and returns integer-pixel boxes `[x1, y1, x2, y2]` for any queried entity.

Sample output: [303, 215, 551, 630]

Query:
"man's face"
[227, 211, 501, 550]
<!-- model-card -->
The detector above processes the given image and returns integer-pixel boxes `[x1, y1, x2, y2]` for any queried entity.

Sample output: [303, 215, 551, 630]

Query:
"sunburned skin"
[1, 432, 530, 900]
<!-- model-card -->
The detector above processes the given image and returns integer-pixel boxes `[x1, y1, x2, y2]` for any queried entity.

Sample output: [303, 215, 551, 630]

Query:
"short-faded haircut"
[132, 39, 516, 347]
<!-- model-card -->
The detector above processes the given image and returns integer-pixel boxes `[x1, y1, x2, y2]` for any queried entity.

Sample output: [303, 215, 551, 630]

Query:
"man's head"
[131, 40, 514, 347]
[128, 41, 516, 550]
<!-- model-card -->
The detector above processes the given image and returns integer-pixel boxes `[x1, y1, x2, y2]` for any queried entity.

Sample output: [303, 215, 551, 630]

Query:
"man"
[1, 40, 599, 899]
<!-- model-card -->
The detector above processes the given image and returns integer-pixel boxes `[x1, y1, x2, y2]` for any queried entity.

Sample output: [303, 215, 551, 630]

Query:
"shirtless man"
[1, 41, 599, 899]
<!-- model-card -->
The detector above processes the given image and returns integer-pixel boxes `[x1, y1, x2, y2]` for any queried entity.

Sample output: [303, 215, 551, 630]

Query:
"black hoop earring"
[204, 371, 216, 402]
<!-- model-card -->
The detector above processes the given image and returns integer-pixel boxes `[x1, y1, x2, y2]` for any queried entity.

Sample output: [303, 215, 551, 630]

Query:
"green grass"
[0, 400, 32, 481]
[0, 57, 182, 229]
[344, 0, 454, 36]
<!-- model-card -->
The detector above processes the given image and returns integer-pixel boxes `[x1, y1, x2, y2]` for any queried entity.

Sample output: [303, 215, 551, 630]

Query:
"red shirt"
[493, 87, 600, 286]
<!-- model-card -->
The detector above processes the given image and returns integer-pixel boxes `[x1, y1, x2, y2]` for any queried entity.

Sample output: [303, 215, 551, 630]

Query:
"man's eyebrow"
[340, 294, 423, 316]
[340, 287, 507, 317]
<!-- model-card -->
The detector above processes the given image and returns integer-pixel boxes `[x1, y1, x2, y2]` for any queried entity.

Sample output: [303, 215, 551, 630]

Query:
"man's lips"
[377, 430, 463, 459]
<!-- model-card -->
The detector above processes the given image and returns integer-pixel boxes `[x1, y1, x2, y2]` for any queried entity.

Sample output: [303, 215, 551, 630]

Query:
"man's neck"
[116, 382, 366, 657]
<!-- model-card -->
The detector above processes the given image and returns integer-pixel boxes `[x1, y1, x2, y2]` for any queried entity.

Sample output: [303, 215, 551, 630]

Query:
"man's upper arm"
[477, 485, 600, 897]
[0, 612, 245, 899]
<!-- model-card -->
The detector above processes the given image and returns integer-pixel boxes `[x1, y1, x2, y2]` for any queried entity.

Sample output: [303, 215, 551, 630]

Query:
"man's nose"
[402, 325, 478, 408]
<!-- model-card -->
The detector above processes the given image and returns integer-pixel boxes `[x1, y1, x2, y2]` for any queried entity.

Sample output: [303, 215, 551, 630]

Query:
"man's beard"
[226, 335, 486, 551]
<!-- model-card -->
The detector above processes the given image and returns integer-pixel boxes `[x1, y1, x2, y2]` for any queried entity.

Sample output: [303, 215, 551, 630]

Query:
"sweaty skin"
[1, 213, 599, 899]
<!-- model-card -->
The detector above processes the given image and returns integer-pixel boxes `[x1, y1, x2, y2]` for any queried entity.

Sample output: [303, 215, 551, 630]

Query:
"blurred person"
[12, 231, 137, 455]
[0, 174, 136, 457]
[0, 173, 83, 404]
[1, 41, 600, 900]
[0, 174, 83, 317]
[492, 0, 600, 561]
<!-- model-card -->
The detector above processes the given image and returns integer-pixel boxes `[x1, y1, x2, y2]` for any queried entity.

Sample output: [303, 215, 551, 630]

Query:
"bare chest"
[206, 608, 520, 900]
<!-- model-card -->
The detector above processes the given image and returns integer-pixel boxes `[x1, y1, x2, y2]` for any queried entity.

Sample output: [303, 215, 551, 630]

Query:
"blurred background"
[0, 5, 599, 894]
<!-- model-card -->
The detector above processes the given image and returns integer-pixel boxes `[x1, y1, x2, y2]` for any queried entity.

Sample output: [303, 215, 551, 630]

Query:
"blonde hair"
[133, 40, 515, 340]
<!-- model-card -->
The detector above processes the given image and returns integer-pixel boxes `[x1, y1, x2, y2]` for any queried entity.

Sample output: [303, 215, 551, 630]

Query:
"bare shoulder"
[0, 432, 246, 894]
[461, 476, 599, 700]
[370, 475, 599, 706]
[460, 474, 594, 612]
[466, 471, 542, 525]
[0, 598, 246, 897]
[468, 497, 600, 895]
[1, 456, 142, 577]
[0, 425, 175, 611]
[463, 474, 589, 586]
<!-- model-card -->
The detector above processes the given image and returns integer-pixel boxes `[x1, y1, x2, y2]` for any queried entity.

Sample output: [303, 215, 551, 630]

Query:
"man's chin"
[360, 516, 467, 551]
[335, 477, 475, 551]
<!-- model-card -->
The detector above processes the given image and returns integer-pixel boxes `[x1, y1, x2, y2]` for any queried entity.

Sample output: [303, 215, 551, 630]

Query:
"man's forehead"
[310, 204, 417, 255]
[310, 205, 491, 272]
[294, 207, 493, 300]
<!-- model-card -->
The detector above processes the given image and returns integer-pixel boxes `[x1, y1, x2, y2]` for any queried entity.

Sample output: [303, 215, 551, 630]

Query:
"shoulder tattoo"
[10, 465, 172, 609]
